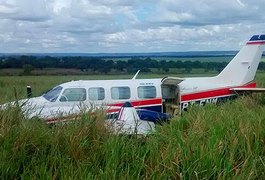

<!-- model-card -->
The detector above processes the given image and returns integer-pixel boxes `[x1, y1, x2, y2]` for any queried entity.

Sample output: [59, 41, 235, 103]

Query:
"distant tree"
[185, 67, 192, 73]
[193, 61, 202, 68]
[22, 64, 34, 75]
[140, 67, 151, 72]
[0, 59, 3, 69]
[115, 61, 127, 71]
[162, 67, 169, 73]
[99, 60, 114, 74]
[0, 54, 240, 75]
[183, 61, 193, 69]
[145, 57, 152, 61]
[175, 61, 184, 68]
[77, 63, 86, 72]
[159, 60, 170, 73]
[216, 67, 223, 73]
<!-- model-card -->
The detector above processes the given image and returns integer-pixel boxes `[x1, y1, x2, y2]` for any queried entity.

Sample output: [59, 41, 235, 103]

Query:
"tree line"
[1, 55, 265, 74]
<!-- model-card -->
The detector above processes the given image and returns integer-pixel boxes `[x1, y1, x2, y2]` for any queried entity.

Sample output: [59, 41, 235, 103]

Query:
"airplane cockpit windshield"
[42, 86, 63, 102]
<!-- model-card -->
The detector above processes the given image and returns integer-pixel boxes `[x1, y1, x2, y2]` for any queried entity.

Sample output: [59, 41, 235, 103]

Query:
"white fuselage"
[17, 75, 256, 123]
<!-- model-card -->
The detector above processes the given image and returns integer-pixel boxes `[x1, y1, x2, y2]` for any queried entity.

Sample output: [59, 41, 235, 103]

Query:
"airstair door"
[161, 77, 184, 116]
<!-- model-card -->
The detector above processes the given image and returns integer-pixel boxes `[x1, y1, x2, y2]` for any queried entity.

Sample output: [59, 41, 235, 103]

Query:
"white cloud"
[0, 0, 49, 22]
[0, 0, 264, 53]
[236, 0, 246, 7]
[0, 4, 16, 14]
[149, 0, 265, 26]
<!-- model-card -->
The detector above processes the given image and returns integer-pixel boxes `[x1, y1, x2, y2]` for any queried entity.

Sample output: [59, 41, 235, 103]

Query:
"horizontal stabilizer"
[230, 87, 265, 93]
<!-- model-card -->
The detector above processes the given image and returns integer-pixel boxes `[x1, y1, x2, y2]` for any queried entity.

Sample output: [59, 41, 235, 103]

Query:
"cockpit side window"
[59, 88, 86, 102]
[43, 86, 63, 102]
[88, 87, 105, 100]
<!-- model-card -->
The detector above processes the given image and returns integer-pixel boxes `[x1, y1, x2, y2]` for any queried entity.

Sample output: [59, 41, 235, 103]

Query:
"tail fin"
[216, 35, 265, 85]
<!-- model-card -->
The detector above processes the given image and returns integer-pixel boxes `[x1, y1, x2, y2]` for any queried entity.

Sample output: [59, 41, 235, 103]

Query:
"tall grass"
[1, 94, 265, 179]
[1, 73, 265, 179]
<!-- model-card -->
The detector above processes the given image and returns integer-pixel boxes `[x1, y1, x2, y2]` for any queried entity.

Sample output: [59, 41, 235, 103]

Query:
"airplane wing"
[230, 88, 265, 93]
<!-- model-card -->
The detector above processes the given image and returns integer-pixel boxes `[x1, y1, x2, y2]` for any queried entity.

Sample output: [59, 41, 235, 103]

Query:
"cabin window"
[43, 86, 63, 102]
[111, 87, 130, 100]
[138, 86, 156, 99]
[59, 88, 86, 102]
[88, 87, 105, 100]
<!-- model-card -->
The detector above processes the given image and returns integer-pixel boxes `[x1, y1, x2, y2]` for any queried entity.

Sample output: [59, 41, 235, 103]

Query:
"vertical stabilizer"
[216, 35, 265, 85]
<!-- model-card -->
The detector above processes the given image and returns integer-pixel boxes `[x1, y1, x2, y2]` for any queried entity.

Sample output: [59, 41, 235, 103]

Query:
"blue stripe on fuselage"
[139, 105, 162, 112]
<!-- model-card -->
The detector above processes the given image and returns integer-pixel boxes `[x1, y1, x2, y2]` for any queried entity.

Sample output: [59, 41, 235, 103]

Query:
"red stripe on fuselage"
[181, 82, 256, 102]
[246, 41, 265, 45]
[108, 98, 162, 107]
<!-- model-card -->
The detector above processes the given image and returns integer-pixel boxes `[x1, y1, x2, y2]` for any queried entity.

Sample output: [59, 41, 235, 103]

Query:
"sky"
[0, 0, 265, 53]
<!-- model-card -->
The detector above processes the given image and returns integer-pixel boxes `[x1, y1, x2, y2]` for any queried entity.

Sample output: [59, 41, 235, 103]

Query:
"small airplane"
[1, 34, 265, 127]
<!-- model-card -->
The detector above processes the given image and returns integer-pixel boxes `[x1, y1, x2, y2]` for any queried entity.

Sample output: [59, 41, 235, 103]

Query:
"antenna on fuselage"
[132, 70, 140, 80]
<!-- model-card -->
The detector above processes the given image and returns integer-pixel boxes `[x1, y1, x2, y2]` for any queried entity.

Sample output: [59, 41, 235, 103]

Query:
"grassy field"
[1, 73, 265, 179]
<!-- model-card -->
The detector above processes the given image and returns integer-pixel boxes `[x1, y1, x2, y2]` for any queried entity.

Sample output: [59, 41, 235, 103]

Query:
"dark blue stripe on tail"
[249, 35, 265, 41]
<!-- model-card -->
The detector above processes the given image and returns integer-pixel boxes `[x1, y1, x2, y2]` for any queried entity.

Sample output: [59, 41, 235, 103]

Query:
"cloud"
[0, 0, 50, 22]
[236, 0, 246, 7]
[0, 0, 265, 53]
[149, 0, 265, 26]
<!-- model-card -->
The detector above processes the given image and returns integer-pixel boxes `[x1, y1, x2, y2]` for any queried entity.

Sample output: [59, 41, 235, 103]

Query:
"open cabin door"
[161, 77, 184, 116]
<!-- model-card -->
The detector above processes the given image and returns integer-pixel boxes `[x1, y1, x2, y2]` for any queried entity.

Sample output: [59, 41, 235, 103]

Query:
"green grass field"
[1, 73, 265, 179]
